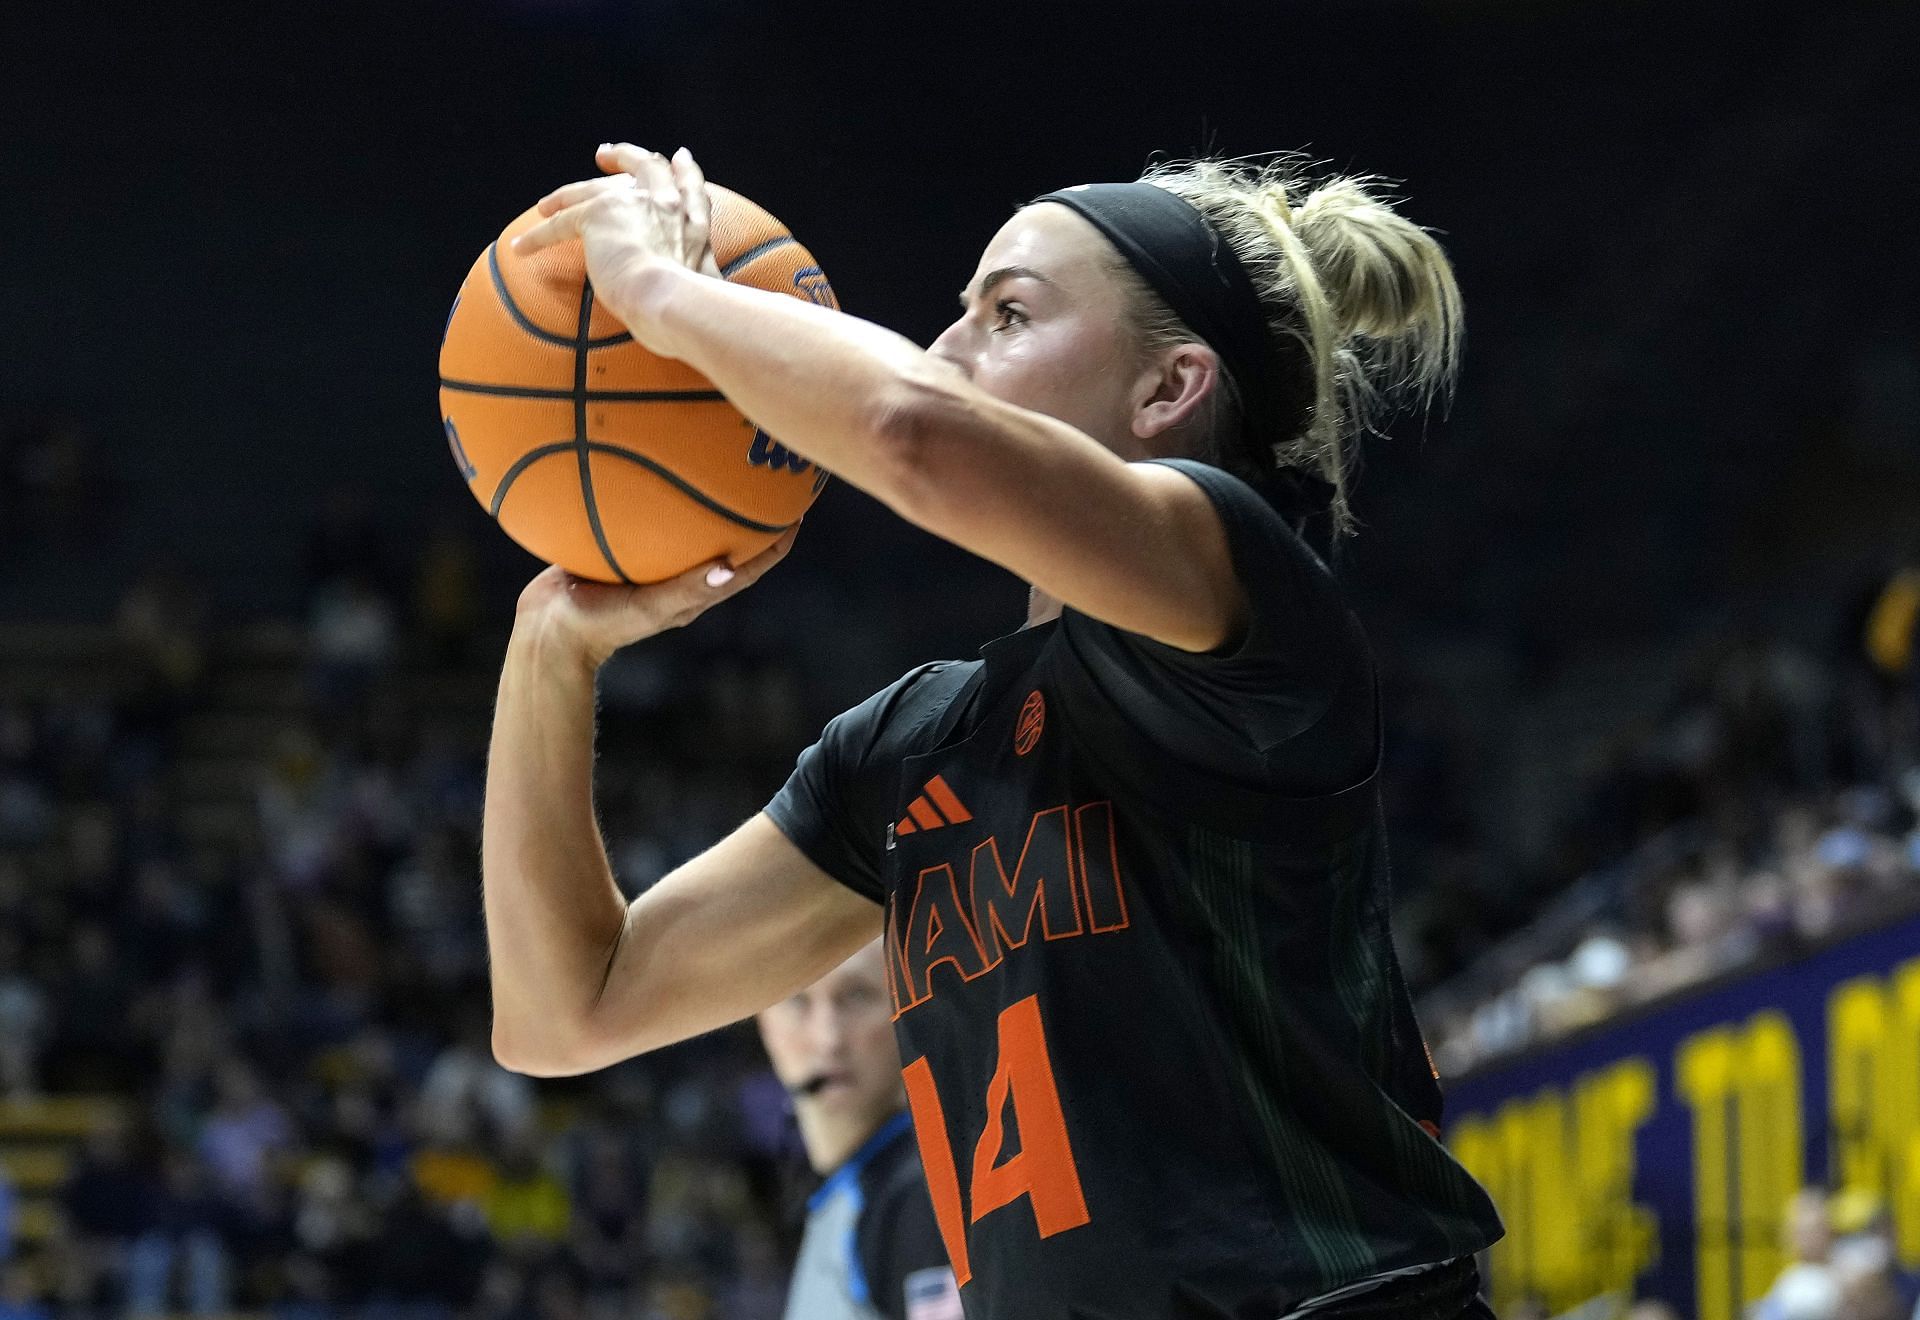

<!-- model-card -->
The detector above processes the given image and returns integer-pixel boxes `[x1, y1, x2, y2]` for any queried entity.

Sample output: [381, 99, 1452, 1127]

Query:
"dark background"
[4, 5, 1918, 1315]
[4, 0, 1916, 909]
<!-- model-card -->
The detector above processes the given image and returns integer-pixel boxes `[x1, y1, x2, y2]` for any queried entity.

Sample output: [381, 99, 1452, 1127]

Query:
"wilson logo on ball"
[792, 265, 838, 309]
[747, 429, 812, 474]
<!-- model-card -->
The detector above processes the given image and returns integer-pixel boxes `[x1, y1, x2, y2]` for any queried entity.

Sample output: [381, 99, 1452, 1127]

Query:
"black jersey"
[766, 460, 1503, 1319]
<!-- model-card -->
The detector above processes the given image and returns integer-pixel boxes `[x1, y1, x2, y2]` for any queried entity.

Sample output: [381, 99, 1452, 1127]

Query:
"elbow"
[491, 1014, 604, 1079]
[490, 1019, 560, 1077]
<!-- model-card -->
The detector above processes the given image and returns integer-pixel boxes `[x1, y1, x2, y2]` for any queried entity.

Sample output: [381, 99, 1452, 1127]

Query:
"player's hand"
[513, 526, 798, 670]
[512, 144, 721, 351]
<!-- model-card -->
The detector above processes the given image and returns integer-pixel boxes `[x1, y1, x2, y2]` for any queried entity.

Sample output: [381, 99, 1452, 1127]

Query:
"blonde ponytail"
[1128, 156, 1464, 535]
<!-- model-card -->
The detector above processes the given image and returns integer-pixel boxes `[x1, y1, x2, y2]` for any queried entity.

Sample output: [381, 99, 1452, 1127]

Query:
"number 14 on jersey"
[901, 994, 1091, 1284]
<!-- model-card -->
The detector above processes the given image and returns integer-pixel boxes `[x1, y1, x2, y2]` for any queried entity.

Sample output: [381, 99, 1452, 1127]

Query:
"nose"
[927, 319, 973, 379]
[807, 999, 848, 1054]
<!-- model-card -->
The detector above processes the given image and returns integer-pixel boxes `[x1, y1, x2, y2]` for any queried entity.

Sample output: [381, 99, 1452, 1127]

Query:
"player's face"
[757, 941, 901, 1127]
[930, 203, 1152, 459]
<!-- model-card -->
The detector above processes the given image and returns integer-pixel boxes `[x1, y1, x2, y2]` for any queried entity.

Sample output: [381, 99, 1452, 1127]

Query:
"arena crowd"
[1, 483, 1916, 1318]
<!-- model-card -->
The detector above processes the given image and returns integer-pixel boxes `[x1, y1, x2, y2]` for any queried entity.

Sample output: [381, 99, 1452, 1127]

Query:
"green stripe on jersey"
[1186, 826, 1376, 1287]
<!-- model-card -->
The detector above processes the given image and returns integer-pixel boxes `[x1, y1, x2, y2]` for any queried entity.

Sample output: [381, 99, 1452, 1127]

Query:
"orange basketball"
[437, 185, 837, 583]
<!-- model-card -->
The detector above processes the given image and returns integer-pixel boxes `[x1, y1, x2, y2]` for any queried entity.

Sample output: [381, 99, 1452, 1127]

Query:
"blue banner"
[1442, 911, 1920, 1320]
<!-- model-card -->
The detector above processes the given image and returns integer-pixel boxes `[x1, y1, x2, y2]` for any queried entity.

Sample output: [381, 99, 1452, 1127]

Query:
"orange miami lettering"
[886, 796, 1130, 1017]
[888, 787, 1129, 1283]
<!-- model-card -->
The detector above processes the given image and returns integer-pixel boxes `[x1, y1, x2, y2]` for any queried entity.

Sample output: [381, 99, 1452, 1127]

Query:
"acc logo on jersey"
[1014, 689, 1045, 756]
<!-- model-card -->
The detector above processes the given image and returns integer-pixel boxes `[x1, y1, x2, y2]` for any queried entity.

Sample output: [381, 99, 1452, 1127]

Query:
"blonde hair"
[1123, 155, 1463, 535]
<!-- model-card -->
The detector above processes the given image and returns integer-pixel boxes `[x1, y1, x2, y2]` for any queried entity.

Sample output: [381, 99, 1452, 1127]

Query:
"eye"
[991, 299, 1027, 332]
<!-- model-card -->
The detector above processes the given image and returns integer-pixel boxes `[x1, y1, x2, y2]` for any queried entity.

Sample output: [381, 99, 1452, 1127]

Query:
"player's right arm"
[483, 549, 879, 1078]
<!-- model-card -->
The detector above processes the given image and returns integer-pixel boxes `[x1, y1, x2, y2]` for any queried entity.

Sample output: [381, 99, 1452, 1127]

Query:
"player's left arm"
[518, 145, 1245, 655]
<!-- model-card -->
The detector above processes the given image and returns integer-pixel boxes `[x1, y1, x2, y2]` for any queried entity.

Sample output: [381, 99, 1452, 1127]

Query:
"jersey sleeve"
[1058, 458, 1364, 768]
[763, 662, 967, 904]
[857, 1160, 961, 1320]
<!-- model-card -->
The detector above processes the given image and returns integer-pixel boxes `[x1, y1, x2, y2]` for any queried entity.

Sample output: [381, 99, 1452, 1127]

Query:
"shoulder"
[1053, 459, 1373, 776]
[1145, 458, 1338, 581]
[825, 658, 979, 765]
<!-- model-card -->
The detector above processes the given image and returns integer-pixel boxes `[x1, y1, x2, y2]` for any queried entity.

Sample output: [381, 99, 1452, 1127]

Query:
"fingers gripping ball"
[437, 186, 836, 583]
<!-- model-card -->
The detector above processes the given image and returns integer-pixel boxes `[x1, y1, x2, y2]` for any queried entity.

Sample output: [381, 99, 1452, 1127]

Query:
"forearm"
[625, 259, 940, 504]
[481, 620, 627, 1062]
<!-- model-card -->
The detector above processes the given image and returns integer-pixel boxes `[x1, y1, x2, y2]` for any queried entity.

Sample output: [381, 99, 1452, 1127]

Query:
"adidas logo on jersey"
[896, 775, 972, 837]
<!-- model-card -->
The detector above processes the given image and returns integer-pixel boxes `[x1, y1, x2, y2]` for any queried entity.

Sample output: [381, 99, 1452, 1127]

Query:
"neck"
[1025, 586, 1062, 628]
[798, 1108, 896, 1177]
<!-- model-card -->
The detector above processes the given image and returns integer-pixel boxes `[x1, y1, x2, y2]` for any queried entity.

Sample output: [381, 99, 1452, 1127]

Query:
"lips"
[799, 1070, 852, 1097]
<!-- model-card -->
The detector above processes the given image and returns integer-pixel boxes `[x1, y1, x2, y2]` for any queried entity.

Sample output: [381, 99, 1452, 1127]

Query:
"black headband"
[1031, 182, 1314, 470]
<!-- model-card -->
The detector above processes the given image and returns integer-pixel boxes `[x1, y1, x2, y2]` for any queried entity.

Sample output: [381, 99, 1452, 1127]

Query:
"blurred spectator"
[410, 1103, 499, 1216]
[29, 518, 1919, 1317]
[46, 924, 139, 1092]
[308, 573, 400, 718]
[359, 1178, 488, 1318]
[719, 1223, 787, 1320]
[59, 1117, 154, 1312]
[0, 933, 47, 1098]
[1625, 1304, 1680, 1320]
[1835, 1271, 1909, 1320]
[1863, 562, 1919, 689]
[1752, 1188, 1840, 1320]
[0, 567, 835, 1314]
[482, 1128, 570, 1250]
[0, 707, 56, 848]
[197, 1060, 293, 1203]
[257, 725, 343, 891]
[0, 1166, 14, 1267]
[0, 1257, 49, 1320]
[418, 1009, 536, 1149]
[1430, 711, 1920, 1071]
[569, 1128, 648, 1309]
[114, 564, 212, 774]
[1828, 1189, 1920, 1319]
[126, 1148, 231, 1317]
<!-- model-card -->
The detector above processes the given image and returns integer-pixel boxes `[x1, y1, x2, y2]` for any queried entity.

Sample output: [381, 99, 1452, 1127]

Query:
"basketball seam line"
[601, 445, 796, 534]
[487, 442, 797, 535]
[440, 378, 726, 403]
[574, 283, 633, 584]
[487, 242, 634, 350]
[720, 235, 798, 278]
[490, 443, 572, 518]
[474, 230, 806, 559]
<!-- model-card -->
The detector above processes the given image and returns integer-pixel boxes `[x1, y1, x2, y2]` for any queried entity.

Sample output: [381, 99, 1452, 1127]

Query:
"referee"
[758, 941, 961, 1320]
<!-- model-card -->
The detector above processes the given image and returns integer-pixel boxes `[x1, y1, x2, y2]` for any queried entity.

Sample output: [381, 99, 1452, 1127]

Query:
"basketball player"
[484, 142, 1505, 1318]
[758, 940, 961, 1320]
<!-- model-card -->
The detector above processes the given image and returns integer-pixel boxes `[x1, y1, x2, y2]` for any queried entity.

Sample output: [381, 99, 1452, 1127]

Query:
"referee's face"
[931, 203, 1157, 461]
[758, 941, 904, 1164]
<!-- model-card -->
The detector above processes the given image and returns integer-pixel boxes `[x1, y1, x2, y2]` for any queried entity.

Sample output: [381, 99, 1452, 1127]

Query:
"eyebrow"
[957, 264, 1055, 310]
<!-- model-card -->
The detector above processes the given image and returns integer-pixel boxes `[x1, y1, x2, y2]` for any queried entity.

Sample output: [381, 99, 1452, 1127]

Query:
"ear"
[1129, 342, 1220, 445]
